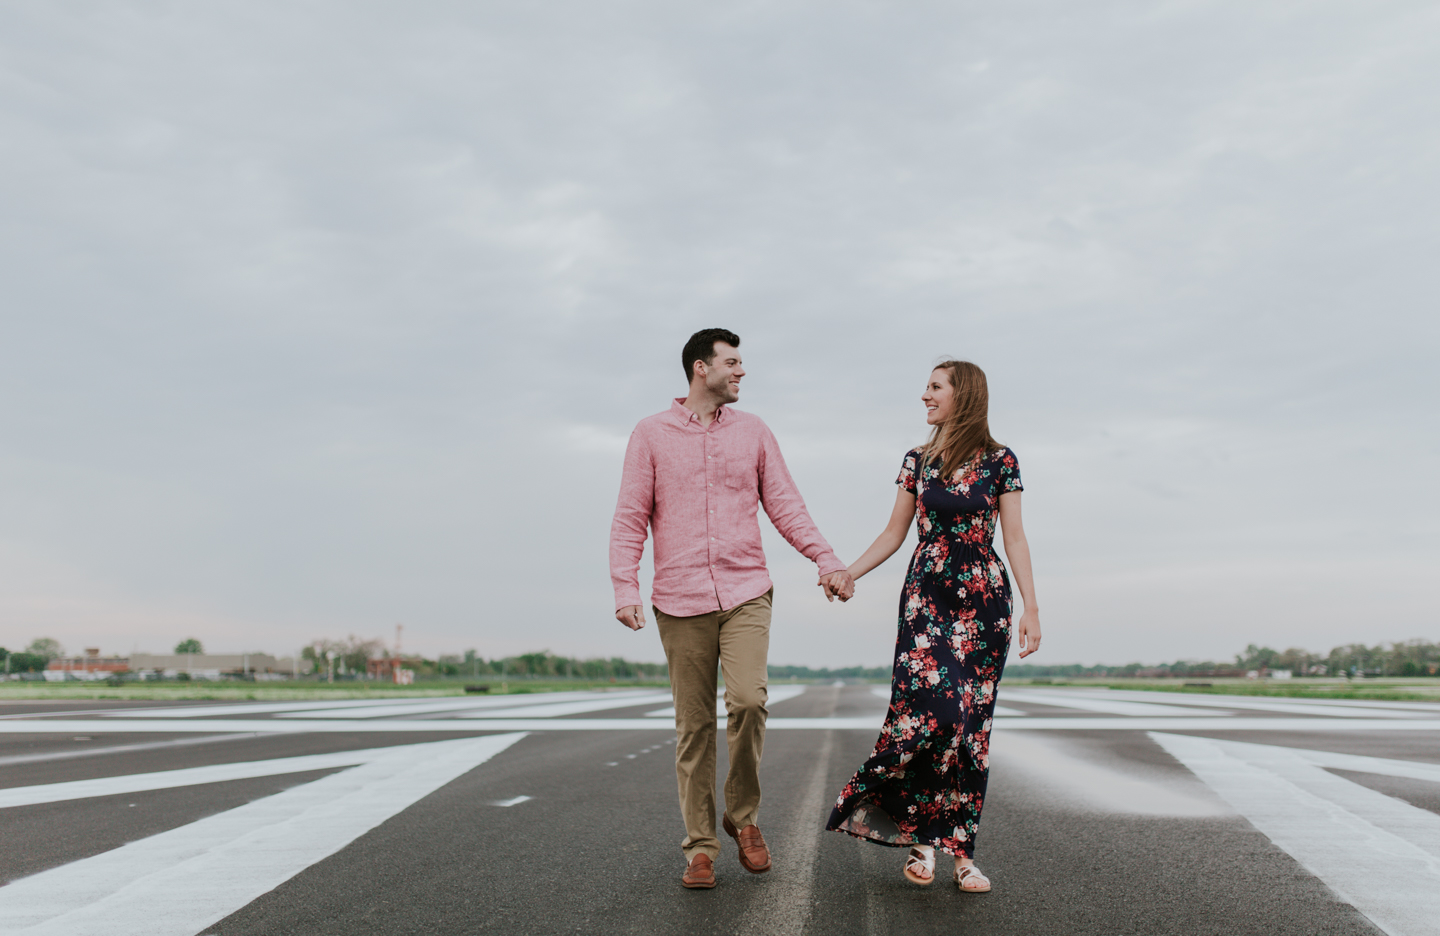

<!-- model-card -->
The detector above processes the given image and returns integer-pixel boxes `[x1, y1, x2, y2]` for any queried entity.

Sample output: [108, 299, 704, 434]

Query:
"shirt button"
[711, 536, 716, 541]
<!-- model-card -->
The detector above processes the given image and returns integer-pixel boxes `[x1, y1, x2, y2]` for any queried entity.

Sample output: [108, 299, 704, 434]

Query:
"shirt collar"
[671, 397, 726, 427]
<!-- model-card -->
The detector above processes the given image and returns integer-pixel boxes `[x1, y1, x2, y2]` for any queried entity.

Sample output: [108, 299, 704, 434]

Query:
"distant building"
[44, 649, 130, 681]
[366, 656, 420, 685]
[36, 650, 300, 681]
[129, 653, 297, 679]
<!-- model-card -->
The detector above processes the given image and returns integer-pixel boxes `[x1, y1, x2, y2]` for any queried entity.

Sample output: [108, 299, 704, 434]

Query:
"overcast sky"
[1, 1, 1436, 669]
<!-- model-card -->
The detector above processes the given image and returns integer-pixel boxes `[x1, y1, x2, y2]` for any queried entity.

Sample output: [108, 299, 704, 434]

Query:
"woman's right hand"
[1015, 608, 1041, 657]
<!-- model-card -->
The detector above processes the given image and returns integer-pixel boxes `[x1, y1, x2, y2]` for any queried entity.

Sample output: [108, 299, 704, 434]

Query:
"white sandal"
[955, 863, 991, 893]
[903, 846, 935, 886]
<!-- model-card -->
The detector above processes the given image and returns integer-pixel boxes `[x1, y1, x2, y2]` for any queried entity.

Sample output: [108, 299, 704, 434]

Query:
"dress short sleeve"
[896, 449, 920, 494]
[996, 447, 1023, 494]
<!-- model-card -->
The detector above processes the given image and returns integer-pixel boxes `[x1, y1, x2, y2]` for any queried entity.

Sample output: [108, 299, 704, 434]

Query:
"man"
[610, 327, 855, 889]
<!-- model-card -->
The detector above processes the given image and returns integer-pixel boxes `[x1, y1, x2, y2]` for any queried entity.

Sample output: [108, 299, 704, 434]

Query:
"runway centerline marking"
[491, 795, 532, 807]
[0, 733, 526, 936]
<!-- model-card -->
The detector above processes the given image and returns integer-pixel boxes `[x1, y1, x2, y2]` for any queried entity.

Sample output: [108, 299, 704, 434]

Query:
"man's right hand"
[616, 605, 647, 631]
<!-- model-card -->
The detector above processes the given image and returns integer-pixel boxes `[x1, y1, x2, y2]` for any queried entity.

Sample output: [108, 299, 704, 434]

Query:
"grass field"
[1004, 676, 1440, 702]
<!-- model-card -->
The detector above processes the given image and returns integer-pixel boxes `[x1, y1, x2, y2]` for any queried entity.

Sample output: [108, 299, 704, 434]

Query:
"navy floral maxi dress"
[826, 446, 1023, 859]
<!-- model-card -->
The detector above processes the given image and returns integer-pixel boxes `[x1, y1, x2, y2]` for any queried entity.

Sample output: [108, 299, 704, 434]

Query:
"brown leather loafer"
[722, 813, 772, 873]
[682, 853, 716, 889]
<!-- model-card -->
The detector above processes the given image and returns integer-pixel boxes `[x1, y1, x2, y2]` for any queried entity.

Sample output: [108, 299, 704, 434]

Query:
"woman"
[826, 359, 1041, 893]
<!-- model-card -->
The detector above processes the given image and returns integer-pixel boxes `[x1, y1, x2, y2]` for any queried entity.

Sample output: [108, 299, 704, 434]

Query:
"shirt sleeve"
[896, 449, 919, 493]
[756, 423, 847, 577]
[997, 447, 1023, 494]
[609, 427, 655, 610]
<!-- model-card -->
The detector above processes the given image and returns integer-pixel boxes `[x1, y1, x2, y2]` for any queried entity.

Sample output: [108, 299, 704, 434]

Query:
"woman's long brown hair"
[922, 360, 1003, 479]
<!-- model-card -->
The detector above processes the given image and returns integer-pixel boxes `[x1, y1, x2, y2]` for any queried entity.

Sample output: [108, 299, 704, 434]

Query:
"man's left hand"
[819, 570, 855, 602]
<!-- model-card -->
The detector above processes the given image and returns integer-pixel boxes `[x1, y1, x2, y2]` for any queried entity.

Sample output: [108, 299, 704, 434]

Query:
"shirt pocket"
[724, 439, 759, 491]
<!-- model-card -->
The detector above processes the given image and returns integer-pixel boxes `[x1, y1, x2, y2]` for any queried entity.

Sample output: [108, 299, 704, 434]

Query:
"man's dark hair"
[681, 328, 741, 382]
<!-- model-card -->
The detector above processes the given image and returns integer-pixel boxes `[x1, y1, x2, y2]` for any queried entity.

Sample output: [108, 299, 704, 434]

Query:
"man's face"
[697, 342, 744, 403]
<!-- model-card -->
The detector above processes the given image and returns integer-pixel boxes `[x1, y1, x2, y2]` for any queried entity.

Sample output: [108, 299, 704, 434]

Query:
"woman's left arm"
[998, 491, 1041, 658]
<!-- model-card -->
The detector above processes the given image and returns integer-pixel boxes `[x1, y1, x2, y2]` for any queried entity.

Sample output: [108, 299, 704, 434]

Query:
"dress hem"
[825, 825, 968, 858]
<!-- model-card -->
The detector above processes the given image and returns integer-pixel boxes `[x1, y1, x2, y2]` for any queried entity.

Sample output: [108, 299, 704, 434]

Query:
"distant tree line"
[8, 633, 1436, 682]
[0, 639, 64, 673]
[1009, 639, 1440, 679]
[301, 637, 388, 676]
[768, 664, 891, 680]
[436, 650, 668, 680]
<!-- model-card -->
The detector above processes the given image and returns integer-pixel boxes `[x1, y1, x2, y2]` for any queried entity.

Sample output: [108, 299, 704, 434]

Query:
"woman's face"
[922, 369, 953, 426]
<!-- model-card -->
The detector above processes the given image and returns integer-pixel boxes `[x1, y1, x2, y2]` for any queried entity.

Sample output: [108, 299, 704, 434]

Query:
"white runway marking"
[1049, 688, 1440, 719]
[868, 685, 1027, 717]
[7, 716, 1440, 733]
[0, 733, 260, 767]
[1151, 732, 1440, 936]
[280, 689, 667, 719]
[106, 689, 670, 720]
[0, 733, 525, 936]
[454, 692, 673, 719]
[993, 732, 1228, 816]
[644, 684, 810, 717]
[1001, 689, 1233, 717]
[0, 743, 435, 809]
[490, 795, 531, 807]
[104, 699, 434, 719]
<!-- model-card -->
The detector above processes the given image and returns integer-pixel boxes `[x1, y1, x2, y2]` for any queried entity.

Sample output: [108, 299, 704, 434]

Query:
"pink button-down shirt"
[610, 399, 846, 617]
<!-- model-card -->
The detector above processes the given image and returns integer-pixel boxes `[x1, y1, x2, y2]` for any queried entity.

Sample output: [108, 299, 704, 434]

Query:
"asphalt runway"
[2, 685, 1438, 936]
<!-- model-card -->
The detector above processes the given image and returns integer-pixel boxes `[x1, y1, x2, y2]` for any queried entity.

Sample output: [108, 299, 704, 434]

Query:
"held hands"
[616, 605, 646, 631]
[1015, 607, 1042, 658]
[819, 569, 856, 602]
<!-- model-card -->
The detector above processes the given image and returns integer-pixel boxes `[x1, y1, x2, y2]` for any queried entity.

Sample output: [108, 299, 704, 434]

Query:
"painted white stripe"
[1151, 732, 1440, 936]
[645, 684, 811, 718]
[111, 689, 665, 720]
[104, 699, 433, 719]
[1271, 697, 1440, 713]
[3, 716, 1440, 733]
[281, 689, 667, 720]
[0, 733, 260, 767]
[866, 685, 1025, 717]
[1056, 688, 1436, 719]
[1157, 736, 1440, 862]
[992, 732, 1226, 816]
[0, 733, 525, 936]
[0, 745, 411, 809]
[1283, 747, 1440, 784]
[1001, 689, 1233, 717]
[455, 693, 674, 719]
[491, 795, 531, 807]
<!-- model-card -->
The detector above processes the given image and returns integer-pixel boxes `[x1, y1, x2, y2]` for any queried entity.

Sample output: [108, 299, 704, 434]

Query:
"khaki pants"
[655, 589, 772, 861]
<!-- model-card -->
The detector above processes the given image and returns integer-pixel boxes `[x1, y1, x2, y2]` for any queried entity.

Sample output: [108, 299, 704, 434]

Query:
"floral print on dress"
[826, 446, 1023, 858]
